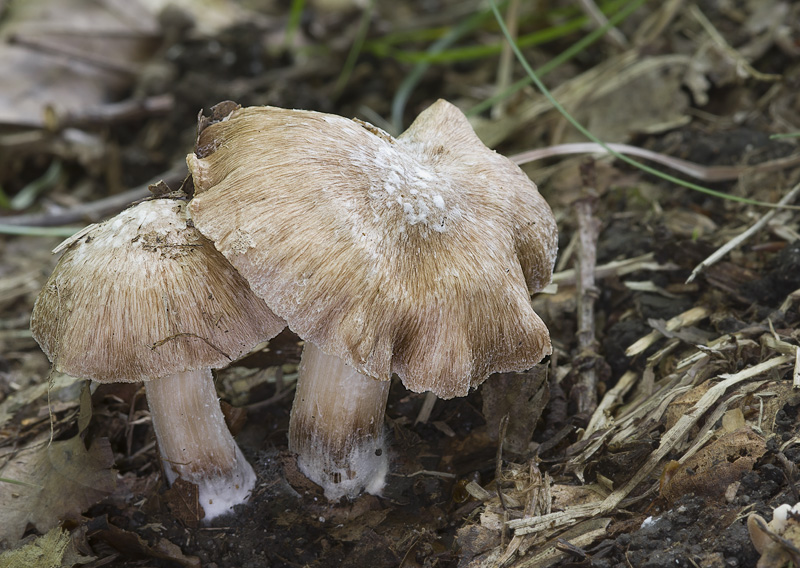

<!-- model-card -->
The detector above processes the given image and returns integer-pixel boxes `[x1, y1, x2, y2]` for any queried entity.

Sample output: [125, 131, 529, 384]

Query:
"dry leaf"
[0, 434, 115, 545]
[566, 56, 691, 143]
[482, 366, 548, 454]
[455, 525, 501, 567]
[0, 373, 81, 431]
[663, 381, 713, 432]
[89, 516, 201, 568]
[163, 477, 204, 527]
[661, 427, 766, 504]
[0, 0, 161, 128]
[327, 509, 389, 542]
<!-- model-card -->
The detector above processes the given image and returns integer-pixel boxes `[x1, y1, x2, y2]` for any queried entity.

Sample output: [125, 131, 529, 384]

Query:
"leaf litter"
[0, 433, 116, 544]
[1, 0, 800, 566]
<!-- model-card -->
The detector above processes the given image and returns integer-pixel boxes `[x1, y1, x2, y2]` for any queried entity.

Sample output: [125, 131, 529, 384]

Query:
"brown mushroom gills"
[289, 343, 390, 500]
[145, 368, 256, 519]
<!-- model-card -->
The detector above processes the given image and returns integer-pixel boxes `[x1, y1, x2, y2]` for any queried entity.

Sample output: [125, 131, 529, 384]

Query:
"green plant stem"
[0, 224, 82, 237]
[333, 0, 376, 98]
[368, 0, 629, 62]
[376, 17, 587, 64]
[0, 476, 42, 489]
[285, 0, 306, 49]
[11, 160, 62, 211]
[391, 2, 509, 133]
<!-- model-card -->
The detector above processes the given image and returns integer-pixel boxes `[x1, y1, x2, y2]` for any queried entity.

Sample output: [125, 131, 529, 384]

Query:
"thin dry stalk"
[577, 0, 627, 48]
[690, 4, 781, 82]
[633, 0, 685, 44]
[51, 94, 174, 130]
[0, 163, 187, 227]
[492, 0, 520, 119]
[571, 162, 601, 417]
[509, 354, 792, 536]
[582, 370, 637, 439]
[687, 181, 800, 283]
[625, 306, 711, 356]
[551, 252, 678, 287]
[510, 142, 800, 182]
[415, 391, 438, 424]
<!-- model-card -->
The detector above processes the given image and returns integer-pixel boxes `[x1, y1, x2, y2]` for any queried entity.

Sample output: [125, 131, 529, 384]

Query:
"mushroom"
[186, 99, 557, 499]
[31, 196, 285, 520]
[748, 503, 800, 567]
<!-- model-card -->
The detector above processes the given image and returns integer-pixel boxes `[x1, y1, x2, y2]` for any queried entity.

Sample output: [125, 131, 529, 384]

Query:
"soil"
[2, 1, 800, 567]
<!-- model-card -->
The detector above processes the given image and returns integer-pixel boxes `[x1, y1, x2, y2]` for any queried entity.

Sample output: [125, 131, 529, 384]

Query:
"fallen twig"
[572, 161, 601, 416]
[551, 252, 678, 287]
[0, 163, 186, 228]
[510, 143, 800, 182]
[51, 94, 175, 130]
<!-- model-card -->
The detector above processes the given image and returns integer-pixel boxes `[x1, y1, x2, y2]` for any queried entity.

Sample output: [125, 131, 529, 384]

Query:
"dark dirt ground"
[2, 0, 800, 567]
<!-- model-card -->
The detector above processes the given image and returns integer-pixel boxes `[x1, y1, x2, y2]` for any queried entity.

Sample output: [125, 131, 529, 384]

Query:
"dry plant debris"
[1, 0, 800, 566]
[0, 526, 94, 568]
[0, 433, 115, 544]
[0, 0, 162, 129]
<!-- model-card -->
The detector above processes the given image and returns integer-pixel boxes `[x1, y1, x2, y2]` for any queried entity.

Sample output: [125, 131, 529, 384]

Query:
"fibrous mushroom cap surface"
[31, 198, 285, 382]
[188, 99, 557, 398]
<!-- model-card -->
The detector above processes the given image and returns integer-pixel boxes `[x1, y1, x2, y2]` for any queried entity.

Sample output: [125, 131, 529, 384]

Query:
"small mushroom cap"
[188, 99, 557, 398]
[748, 513, 772, 554]
[31, 198, 285, 382]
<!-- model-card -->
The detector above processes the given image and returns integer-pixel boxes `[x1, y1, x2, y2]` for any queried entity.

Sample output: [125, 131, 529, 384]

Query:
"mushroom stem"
[289, 343, 390, 500]
[144, 368, 256, 521]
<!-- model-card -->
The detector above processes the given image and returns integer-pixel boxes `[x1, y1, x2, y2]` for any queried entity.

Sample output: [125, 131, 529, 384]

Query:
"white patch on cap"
[230, 228, 255, 255]
[68, 200, 184, 262]
[369, 143, 460, 233]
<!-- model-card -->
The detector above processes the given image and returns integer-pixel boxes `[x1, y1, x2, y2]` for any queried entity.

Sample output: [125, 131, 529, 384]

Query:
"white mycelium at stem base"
[289, 343, 390, 500]
[145, 368, 256, 519]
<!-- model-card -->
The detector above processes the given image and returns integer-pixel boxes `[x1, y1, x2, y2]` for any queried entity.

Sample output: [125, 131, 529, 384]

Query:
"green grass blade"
[376, 18, 587, 64]
[0, 224, 83, 237]
[469, 0, 647, 116]
[391, 2, 509, 132]
[333, 0, 376, 98]
[284, 0, 306, 50]
[489, 0, 794, 209]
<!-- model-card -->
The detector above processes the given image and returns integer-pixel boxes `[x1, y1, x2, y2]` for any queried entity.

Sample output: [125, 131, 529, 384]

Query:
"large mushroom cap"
[31, 198, 285, 382]
[188, 99, 557, 398]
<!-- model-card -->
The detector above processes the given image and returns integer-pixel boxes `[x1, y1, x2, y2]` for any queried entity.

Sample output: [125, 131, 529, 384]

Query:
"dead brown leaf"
[663, 380, 713, 432]
[162, 477, 204, 527]
[482, 366, 548, 454]
[0, 434, 115, 545]
[455, 524, 501, 567]
[661, 427, 767, 504]
[0, 0, 161, 128]
[327, 509, 389, 542]
[89, 516, 201, 568]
